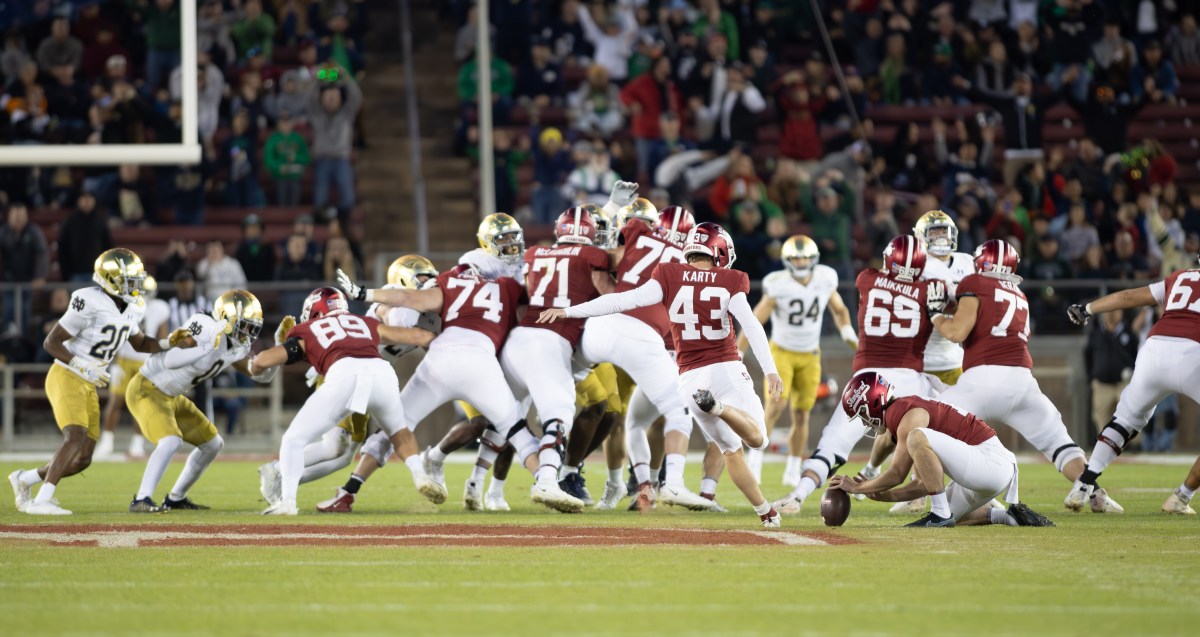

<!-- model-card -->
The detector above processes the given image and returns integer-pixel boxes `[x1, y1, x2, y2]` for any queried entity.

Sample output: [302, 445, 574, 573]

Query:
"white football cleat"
[25, 500, 72, 515]
[484, 491, 511, 511]
[781, 465, 801, 488]
[1064, 480, 1092, 512]
[463, 480, 484, 511]
[595, 480, 624, 510]
[262, 499, 298, 516]
[9, 470, 31, 512]
[531, 479, 584, 513]
[1090, 487, 1124, 513]
[258, 462, 281, 506]
[889, 497, 926, 514]
[659, 484, 717, 511]
[773, 495, 803, 515]
[414, 474, 447, 505]
[1162, 490, 1196, 515]
[703, 496, 729, 513]
[422, 447, 445, 486]
[760, 509, 781, 528]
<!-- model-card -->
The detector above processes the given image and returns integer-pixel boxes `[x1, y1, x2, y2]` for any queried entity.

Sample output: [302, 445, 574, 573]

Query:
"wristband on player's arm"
[283, 336, 305, 365]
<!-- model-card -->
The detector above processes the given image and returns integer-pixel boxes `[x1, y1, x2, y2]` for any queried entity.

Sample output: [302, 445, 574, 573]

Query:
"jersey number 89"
[862, 289, 920, 337]
[312, 314, 372, 348]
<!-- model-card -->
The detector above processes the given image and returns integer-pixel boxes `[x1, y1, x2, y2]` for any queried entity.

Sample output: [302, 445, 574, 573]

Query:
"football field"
[1, 458, 1198, 637]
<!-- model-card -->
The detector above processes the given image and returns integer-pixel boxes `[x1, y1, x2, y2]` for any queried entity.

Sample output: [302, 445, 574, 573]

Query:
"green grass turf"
[1, 458, 1198, 636]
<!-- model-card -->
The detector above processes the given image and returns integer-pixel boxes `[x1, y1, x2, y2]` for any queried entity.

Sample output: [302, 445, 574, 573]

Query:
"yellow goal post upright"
[0, 0, 201, 167]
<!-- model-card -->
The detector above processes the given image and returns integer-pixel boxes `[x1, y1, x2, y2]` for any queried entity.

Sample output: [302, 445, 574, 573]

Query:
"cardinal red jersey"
[884, 396, 996, 446]
[852, 270, 935, 372]
[955, 273, 1033, 371]
[518, 243, 612, 346]
[437, 265, 526, 354]
[287, 312, 382, 376]
[615, 221, 685, 347]
[1149, 269, 1200, 343]
[650, 262, 749, 373]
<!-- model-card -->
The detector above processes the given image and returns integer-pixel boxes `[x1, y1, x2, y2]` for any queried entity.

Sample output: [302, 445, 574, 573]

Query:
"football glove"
[305, 366, 320, 388]
[608, 180, 639, 209]
[1067, 303, 1092, 326]
[275, 315, 296, 345]
[337, 268, 366, 302]
[69, 356, 111, 388]
[167, 327, 192, 347]
[925, 280, 948, 317]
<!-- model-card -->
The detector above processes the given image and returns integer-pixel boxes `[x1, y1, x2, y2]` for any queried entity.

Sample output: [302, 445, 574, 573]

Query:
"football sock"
[793, 476, 818, 501]
[560, 464, 580, 478]
[752, 500, 772, 516]
[1179, 483, 1196, 500]
[664, 454, 686, 487]
[488, 477, 506, 495]
[343, 475, 365, 494]
[785, 455, 802, 475]
[535, 466, 558, 483]
[608, 468, 622, 484]
[1079, 467, 1101, 486]
[649, 464, 662, 484]
[929, 491, 951, 518]
[989, 508, 1018, 526]
[632, 463, 651, 484]
[745, 447, 763, 481]
[469, 463, 489, 484]
[138, 435, 182, 500]
[169, 436, 222, 500]
[404, 455, 425, 477]
[128, 433, 147, 454]
[97, 430, 114, 453]
[34, 482, 56, 504]
[427, 445, 447, 465]
[19, 469, 43, 487]
[700, 477, 718, 497]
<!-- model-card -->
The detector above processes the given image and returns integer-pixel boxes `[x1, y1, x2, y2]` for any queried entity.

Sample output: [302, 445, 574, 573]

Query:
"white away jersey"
[372, 283, 442, 361]
[459, 248, 525, 284]
[114, 298, 170, 364]
[55, 287, 145, 379]
[762, 265, 839, 352]
[922, 252, 975, 372]
[140, 313, 251, 396]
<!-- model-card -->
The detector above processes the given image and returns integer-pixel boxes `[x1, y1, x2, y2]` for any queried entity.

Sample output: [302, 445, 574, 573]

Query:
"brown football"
[820, 487, 851, 527]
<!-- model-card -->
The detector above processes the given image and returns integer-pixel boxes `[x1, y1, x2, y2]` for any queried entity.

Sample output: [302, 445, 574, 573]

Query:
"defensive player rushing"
[772, 236, 947, 515]
[258, 255, 442, 510]
[540, 222, 786, 527]
[127, 290, 272, 512]
[930, 240, 1121, 512]
[880, 210, 976, 513]
[11, 248, 171, 515]
[98, 275, 169, 459]
[829, 371, 1054, 528]
[1065, 255, 1200, 513]
[587, 195, 716, 511]
[738, 235, 858, 487]
[247, 287, 437, 515]
[339, 214, 586, 513]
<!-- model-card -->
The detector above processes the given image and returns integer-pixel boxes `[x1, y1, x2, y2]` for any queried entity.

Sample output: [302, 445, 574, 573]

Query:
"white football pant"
[1112, 336, 1200, 435]
[917, 429, 1019, 521]
[679, 361, 767, 453]
[500, 326, 576, 432]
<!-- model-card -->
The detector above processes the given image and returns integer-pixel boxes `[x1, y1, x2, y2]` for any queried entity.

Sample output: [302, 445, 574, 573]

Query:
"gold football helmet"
[781, 235, 820, 279]
[142, 275, 159, 300]
[387, 255, 439, 289]
[617, 197, 658, 227]
[913, 210, 958, 258]
[477, 213, 525, 266]
[582, 203, 617, 249]
[93, 248, 147, 303]
[213, 289, 264, 345]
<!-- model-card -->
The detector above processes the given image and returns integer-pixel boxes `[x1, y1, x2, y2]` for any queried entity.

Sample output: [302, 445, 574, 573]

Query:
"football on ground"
[820, 487, 851, 527]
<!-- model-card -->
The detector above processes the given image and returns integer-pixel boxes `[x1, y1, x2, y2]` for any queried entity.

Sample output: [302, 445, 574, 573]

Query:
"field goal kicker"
[0, 0, 202, 167]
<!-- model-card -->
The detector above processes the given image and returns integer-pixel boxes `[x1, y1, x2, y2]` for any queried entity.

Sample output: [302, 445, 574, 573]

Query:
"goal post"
[0, 0, 201, 166]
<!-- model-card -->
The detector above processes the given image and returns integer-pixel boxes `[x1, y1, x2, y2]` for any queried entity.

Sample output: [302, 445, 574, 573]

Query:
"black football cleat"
[904, 512, 956, 528]
[558, 472, 593, 506]
[692, 389, 717, 413]
[163, 495, 210, 511]
[129, 496, 163, 513]
[1008, 502, 1055, 527]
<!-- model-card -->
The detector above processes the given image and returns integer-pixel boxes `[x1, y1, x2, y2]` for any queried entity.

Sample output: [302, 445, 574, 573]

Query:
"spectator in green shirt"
[231, 0, 276, 60]
[804, 185, 854, 277]
[263, 113, 311, 207]
[128, 0, 181, 94]
[458, 53, 515, 124]
[692, 0, 739, 60]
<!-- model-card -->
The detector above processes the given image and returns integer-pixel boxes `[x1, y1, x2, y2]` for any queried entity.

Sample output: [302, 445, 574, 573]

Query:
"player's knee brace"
[663, 411, 693, 437]
[480, 424, 508, 454]
[801, 451, 846, 485]
[1051, 443, 1084, 473]
[360, 432, 392, 466]
[540, 419, 566, 458]
[1097, 420, 1138, 456]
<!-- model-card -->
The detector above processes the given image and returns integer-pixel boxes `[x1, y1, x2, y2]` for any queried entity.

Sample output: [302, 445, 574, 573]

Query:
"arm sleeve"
[1148, 280, 1167, 305]
[729, 292, 777, 375]
[160, 345, 210, 369]
[564, 280, 664, 318]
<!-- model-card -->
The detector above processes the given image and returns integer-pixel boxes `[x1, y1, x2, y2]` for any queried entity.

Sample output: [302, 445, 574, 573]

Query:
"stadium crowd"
[0, 0, 370, 351]
[452, 0, 1200, 296]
